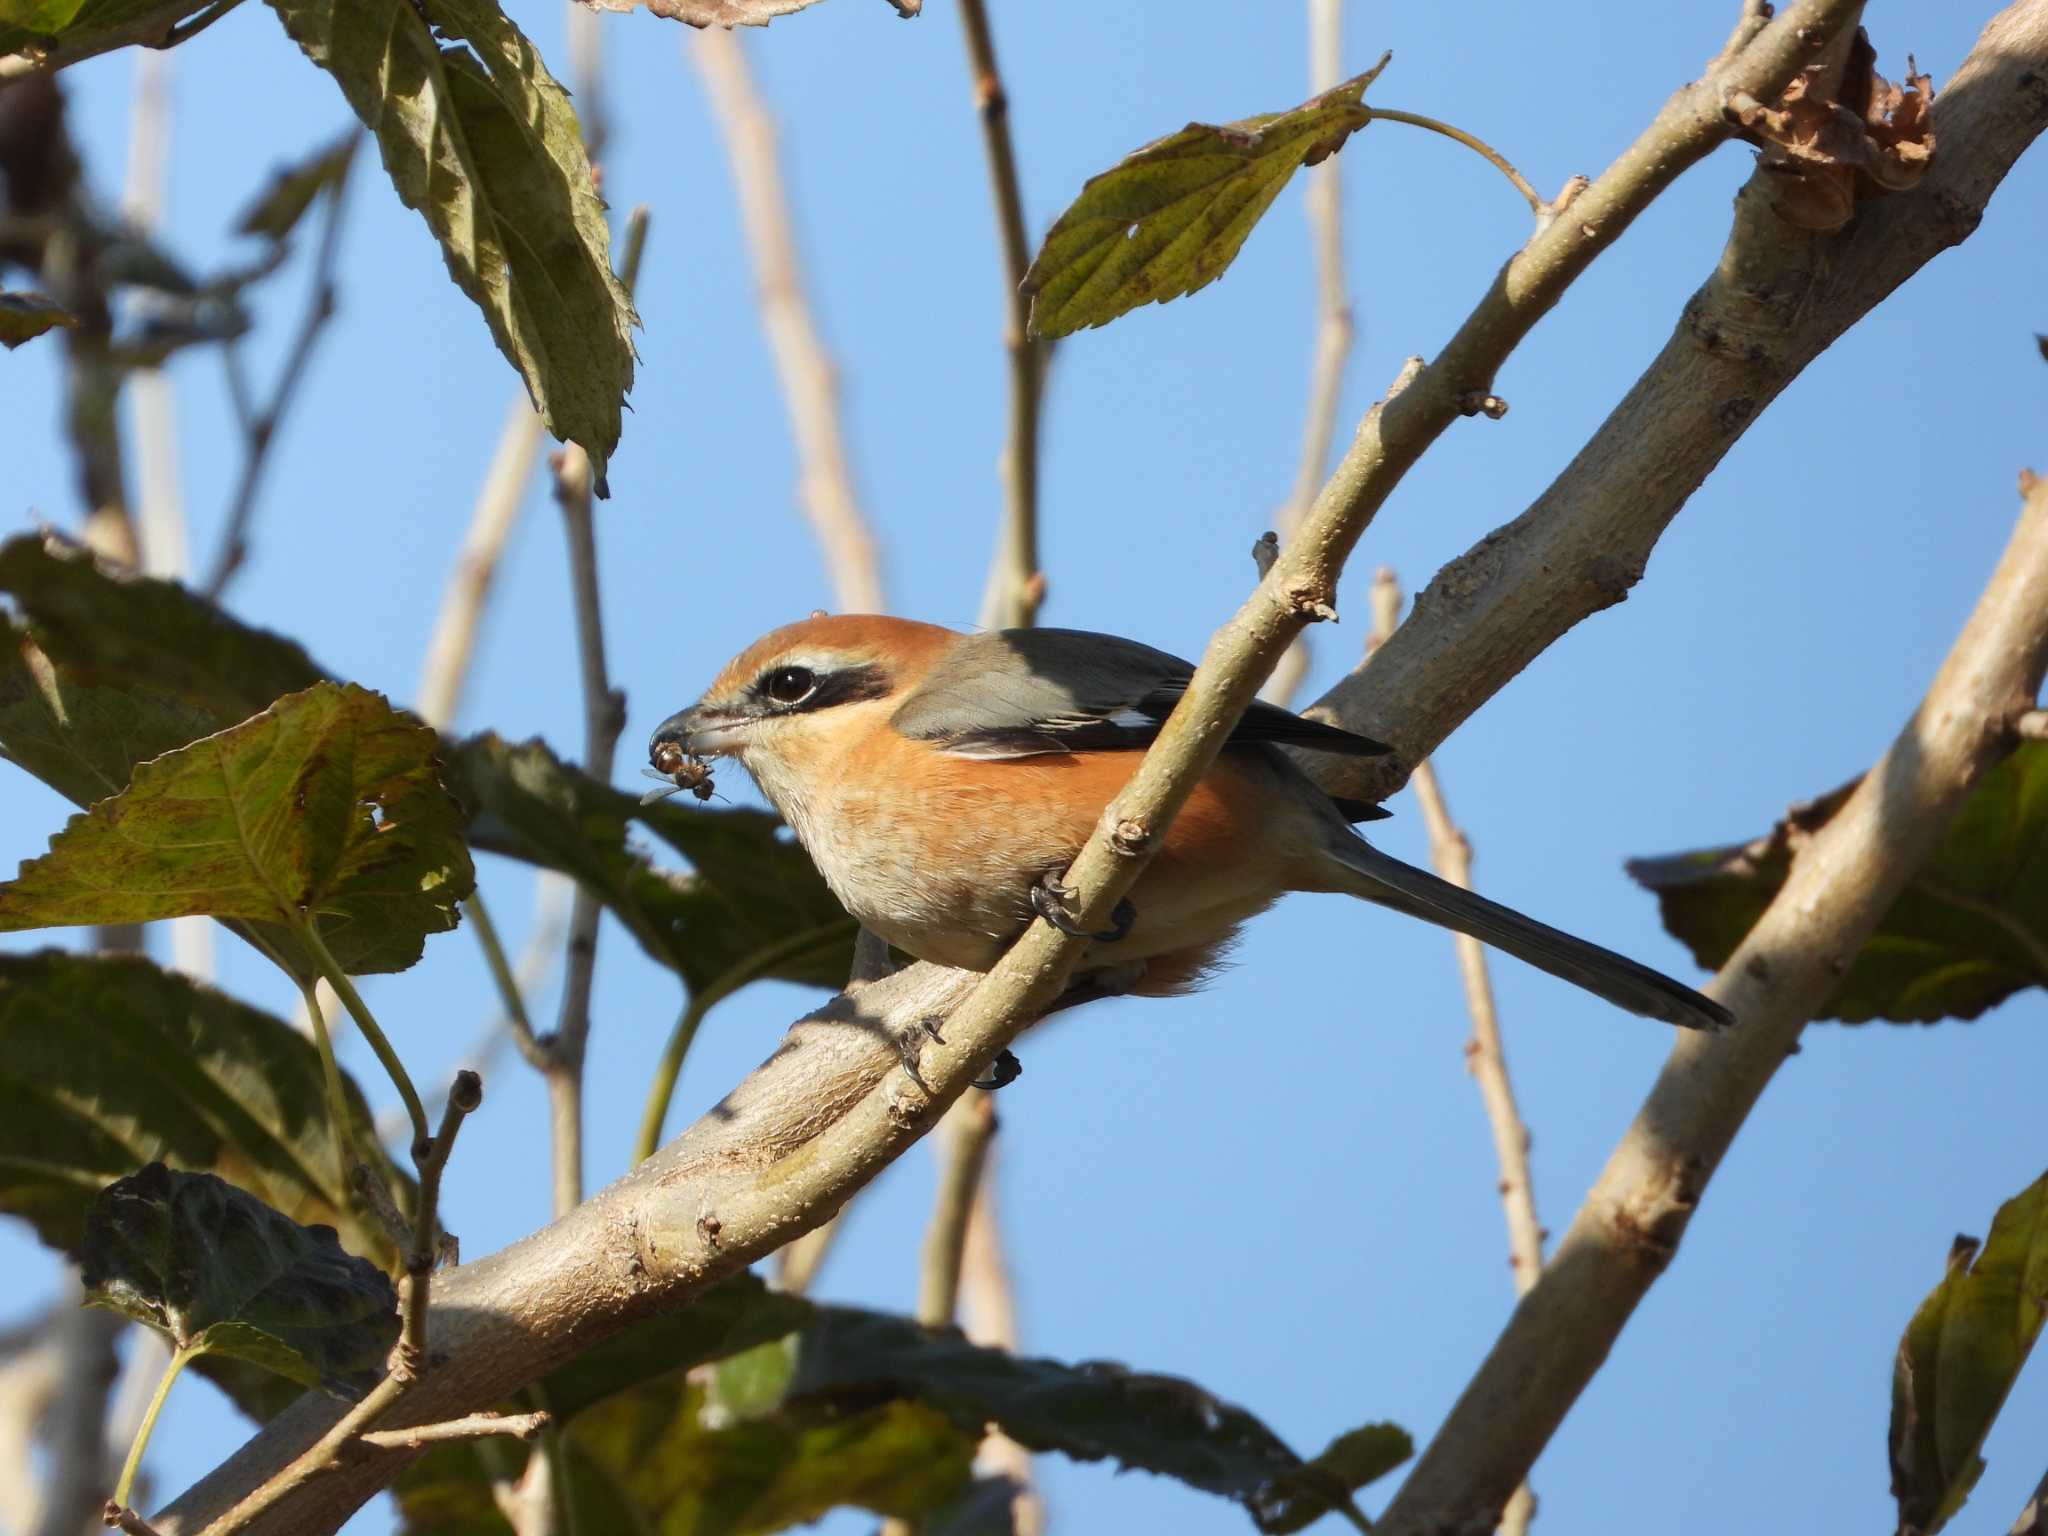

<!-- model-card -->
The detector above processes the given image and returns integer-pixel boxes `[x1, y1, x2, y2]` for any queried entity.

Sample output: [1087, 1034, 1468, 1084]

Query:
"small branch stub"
[1457, 390, 1510, 420]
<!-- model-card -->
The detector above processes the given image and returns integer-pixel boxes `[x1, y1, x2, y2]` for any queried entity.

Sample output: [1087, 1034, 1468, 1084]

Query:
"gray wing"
[890, 627, 1392, 763]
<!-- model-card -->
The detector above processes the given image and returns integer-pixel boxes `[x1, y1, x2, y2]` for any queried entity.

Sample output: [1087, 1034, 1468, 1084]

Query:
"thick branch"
[1376, 434, 2048, 1536]
[1302, 0, 2048, 800]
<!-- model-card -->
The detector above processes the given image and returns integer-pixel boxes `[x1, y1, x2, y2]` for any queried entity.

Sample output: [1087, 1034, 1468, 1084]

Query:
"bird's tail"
[1318, 835, 1734, 1031]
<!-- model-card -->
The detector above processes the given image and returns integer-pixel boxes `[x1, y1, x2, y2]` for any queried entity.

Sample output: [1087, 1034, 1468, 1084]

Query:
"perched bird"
[650, 615, 1732, 1031]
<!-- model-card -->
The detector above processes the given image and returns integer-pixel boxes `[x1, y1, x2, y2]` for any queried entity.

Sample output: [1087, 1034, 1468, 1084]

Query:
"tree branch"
[960, 0, 1050, 632]
[1302, 0, 2048, 805]
[159, 7, 1985, 1528]
[917, 1093, 997, 1327]
[692, 28, 884, 614]
[1375, 420, 2048, 1536]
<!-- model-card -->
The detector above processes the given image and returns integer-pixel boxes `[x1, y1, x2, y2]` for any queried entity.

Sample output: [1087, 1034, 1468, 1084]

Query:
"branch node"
[1456, 390, 1510, 420]
[1109, 817, 1152, 857]
[696, 1211, 723, 1249]
[1291, 586, 1341, 622]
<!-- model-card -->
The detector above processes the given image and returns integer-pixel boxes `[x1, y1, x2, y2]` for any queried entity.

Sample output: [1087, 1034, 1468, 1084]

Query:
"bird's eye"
[763, 665, 817, 705]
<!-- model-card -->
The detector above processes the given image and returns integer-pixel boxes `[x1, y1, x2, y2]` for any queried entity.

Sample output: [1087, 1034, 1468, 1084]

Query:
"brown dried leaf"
[1730, 30, 1936, 233]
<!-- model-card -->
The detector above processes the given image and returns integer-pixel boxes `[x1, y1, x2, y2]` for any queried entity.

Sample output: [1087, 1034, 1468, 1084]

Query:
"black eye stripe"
[748, 662, 890, 714]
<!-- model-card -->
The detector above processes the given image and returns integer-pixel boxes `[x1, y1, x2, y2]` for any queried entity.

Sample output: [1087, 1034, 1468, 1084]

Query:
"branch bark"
[1301, 1, 2048, 806]
[165, 5, 2047, 1528]
[1375, 418, 2048, 1536]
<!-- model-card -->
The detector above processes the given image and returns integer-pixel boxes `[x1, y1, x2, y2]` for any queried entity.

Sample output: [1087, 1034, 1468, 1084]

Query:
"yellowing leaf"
[1023, 55, 1388, 339]
[262, 0, 635, 487]
[0, 682, 474, 977]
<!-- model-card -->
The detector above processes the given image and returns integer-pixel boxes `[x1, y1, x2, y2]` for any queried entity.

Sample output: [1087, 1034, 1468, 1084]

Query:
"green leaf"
[81, 1162, 398, 1396]
[450, 733, 855, 997]
[0, 950, 401, 1267]
[1890, 1171, 2048, 1535]
[789, 1308, 1384, 1532]
[540, 1273, 813, 1421]
[0, 532, 326, 738]
[261, 0, 634, 487]
[0, 0, 213, 63]
[0, 681, 475, 979]
[1022, 55, 1388, 340]
[0, 289, 78, 348]
[234, 132, 359, 243]
[1257, 1424, 1412, 1535]
[395, 1279, 1405, 1536]
[1627, 745, 2048, 1023]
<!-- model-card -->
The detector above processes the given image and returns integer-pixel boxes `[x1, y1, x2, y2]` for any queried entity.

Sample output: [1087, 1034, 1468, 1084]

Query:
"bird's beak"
[648, 704, 749, 763]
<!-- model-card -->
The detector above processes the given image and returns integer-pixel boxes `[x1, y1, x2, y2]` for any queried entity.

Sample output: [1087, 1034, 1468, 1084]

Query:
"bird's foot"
[1030, 874, 1135, 942]
[894, 1016, 946, 1091]
[972, 1049, 1023, 1092]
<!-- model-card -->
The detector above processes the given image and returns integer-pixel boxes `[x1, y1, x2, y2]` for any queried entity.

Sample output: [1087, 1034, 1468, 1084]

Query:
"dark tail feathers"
[1323, 837, 1734, 1031]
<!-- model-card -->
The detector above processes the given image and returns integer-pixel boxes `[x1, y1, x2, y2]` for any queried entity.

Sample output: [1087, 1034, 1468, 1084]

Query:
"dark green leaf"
[1627, 744, 2048, 1023]
[261, 0, 634, 486]
[0, 681, 475, 978]
[0, 949, 401, 1266]
[450, 733, 855, 996]
[235, 132, 358, 242]
[1023, 55, 1387, 339]
[1257, 1423, 1411, 1535]
[922, 1477, 1028, 1536]
[1891, 1171, 2048, 1535]
[397, 1280, 1399, 1535]
[398, 1380, 974, 1536]
[0, 289, 77, 348]
[81, 1162, 397, 1395]
[0, 0, 214, 64]
[791, 1308, 1377, 1532]
[0, 532, 325, 737]
[540, 1273, 813, 1421]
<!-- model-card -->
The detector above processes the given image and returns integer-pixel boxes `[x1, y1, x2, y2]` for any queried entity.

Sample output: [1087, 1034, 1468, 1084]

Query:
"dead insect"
[641, 744, 718, 806]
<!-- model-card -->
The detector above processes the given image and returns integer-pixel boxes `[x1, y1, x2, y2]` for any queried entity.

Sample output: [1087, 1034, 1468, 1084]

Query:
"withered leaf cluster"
[1731, 29, 1935, 232]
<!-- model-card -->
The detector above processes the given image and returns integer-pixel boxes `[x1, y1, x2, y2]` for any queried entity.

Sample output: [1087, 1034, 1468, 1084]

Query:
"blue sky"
[4, 0, 2046, 1531]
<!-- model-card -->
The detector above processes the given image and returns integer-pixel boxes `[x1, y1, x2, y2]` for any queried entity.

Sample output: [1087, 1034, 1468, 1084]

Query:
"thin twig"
[691, 28, 885, 614]
[203, 129, 363, 600]
[1368, 569, 1541, 1536]
[917, 1094, 997, 1326]
[956, 1157, 1043, 1536]
[468, 888, 550, 1072]
[401, 1072, 483, 1376]
[357, 1411, 548, 1450]
[101, 1502, 164, 1536]
[959, 0, 1049, 632]
[204, 1070, 484, 1534]
[1264, 0, 1352, 709]
[415, 394, 547, 731]
[535, 207, 645, 1216]
[122, 50, 189, 582]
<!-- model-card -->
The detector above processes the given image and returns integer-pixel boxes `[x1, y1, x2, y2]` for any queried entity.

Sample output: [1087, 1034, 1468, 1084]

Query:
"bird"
[648, 615, 1733, 1031]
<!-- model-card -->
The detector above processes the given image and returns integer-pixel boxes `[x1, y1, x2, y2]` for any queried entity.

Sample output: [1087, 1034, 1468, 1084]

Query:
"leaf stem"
[1365, 107, 1543, 213]
[295, 920, 430, 1162]
[466, 891, 546, 1070]
[633, 993, 713, 1165]
[296, 975, 361, 1182]
[111, 1341, 199, 1509]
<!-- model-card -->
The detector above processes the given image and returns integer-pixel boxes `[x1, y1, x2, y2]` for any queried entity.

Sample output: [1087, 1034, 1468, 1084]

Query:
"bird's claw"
[973, 1049, 1023, 1091]
[1030, 875, 1136, 943]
